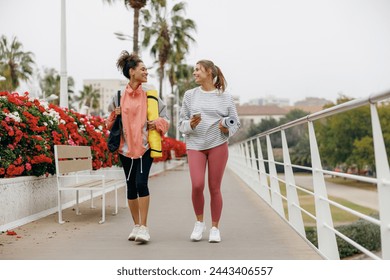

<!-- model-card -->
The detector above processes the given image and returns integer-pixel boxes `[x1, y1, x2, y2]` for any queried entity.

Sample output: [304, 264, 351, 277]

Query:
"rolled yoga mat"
[221, 116, 237, 128]
[147, 90, 163, 158]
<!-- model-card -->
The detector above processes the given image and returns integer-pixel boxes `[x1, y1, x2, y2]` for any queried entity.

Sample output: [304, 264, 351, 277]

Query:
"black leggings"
[119, 149, 154, 200]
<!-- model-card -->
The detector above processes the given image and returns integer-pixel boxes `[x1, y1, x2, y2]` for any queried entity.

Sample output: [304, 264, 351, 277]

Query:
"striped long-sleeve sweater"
[179, 86, 240, 150]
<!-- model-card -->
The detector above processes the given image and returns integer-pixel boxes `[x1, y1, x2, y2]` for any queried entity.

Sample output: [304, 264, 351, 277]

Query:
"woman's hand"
[147, 120, 156, 130]
[115, 106, 121, 115]
[219, 120, 229, 134]
[190, 115, 201, 129]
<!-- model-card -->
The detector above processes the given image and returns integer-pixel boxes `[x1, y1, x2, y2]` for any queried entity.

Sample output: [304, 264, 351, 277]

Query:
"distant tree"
[0, 35, 35, 91]
[39, 67, 75, 106]
[349, 136, 374, 171]
[77, 85, 101, 115]
[166, 1, 196, 96]
[315, 95, 372, 168]
[167, 63, 196, 138]
[104, 0, 148, 53]
[142, 0, 196, 98]
[378, 103, 390, 157]
[348, 103, 390, 173]
[246, 118, 279, 139]
[279, 109, 308, 125]
[174, 63, 197, 99]
[279, 109, 309, 147]
[291, 131, 311, 167]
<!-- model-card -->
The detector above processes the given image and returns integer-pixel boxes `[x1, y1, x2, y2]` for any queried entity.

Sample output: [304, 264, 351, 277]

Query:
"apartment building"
[83, 79, 127, 116]
[236, 105, 288, 127]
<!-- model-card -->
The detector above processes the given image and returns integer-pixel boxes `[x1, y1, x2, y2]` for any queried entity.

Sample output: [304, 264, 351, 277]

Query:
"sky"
[1, 0, 390, 105]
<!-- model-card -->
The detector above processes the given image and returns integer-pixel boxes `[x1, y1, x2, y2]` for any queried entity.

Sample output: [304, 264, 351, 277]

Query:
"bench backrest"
[54, 145, 93, 175]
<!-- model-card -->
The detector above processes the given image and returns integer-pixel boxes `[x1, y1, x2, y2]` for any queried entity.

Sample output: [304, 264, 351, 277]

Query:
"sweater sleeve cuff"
[155, 117, 169, 135]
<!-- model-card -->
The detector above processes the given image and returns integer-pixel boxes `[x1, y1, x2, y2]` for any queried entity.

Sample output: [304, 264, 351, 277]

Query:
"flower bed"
[0, 91, 186, 178]
[0, 91, 187, 230]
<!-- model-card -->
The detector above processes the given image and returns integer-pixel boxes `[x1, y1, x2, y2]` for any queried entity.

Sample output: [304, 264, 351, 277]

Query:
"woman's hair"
[116, 50, 143, 79]
[196, 60, 227, 92]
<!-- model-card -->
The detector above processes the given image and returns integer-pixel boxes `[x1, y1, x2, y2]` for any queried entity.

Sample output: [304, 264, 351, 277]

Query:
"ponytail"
[197, 60, 227, 93]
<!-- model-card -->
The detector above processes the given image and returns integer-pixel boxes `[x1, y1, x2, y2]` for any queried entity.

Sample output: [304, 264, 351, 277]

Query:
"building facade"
[236, 105, 288, 127]
[83, 79, 127, 116]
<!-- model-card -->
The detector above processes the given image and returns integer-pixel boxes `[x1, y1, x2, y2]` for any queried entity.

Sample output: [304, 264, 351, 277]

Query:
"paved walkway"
[0, 164, 322, 260]
[294, 175, 378, 211]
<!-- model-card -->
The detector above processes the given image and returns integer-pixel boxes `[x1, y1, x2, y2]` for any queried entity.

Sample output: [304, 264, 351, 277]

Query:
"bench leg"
[58, 190, 65, 224]
[99, 191, 106, 224]
[112, 186, 118, 215]
[90, 190, 96, 209]
[76, 190, 81, 215]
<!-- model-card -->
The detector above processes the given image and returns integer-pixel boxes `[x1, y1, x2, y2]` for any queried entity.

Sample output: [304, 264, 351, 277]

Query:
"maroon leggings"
[187, 142, 228, 223]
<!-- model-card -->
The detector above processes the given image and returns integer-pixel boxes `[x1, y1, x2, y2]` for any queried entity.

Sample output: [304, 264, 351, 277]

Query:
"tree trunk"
[133, 8, 140, 54]
[159, 67, 164, 99]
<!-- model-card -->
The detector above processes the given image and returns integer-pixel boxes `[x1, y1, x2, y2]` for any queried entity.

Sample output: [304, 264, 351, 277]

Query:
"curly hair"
[116, 50, 143, 79]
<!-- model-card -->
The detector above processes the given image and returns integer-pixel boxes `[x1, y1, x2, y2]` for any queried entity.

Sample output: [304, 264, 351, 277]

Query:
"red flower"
[0, 91, 180, 178]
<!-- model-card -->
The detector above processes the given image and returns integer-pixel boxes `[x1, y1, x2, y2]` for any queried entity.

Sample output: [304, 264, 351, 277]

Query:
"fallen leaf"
[6, 230, 17, 236]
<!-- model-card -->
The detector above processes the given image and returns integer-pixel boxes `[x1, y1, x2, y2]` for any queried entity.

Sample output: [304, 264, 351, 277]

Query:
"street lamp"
[167, 93, 175, 138]
[60, 0, 68, 108]
[175, 89, 180, 140]
[173, 103, 180, 140]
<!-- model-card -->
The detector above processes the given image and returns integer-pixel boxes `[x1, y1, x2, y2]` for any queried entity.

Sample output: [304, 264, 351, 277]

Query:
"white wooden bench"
[54, 145, 123, 224]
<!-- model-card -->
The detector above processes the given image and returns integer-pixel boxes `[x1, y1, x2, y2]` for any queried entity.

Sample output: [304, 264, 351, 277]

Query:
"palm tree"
[39, 67, 75, 106]
[103, 0, 147, 53]
[167, 2, 196, 95]
[77, 85, 101, 115]
[173, 64, 197, 99]
[142, 0, 196, 98]
[0, 35, 35, 91]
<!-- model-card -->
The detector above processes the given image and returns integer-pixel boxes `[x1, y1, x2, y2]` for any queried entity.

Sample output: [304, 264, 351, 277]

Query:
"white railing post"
[249, 140, 261, 191]
[242, 142, 253, 187]
[281, 130, 306, 237]
[308, 121, 339, 259]
[370, 103, 390, 260]
[266, 135, 285, 218]
[229, 145, 238, 172]
[229, 145, 241, 176]
[256, 138, 271, 204]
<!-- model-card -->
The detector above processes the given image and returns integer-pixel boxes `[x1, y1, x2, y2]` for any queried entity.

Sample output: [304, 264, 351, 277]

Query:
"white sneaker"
[209, 227, 221, 243]
[190, 221, 206, 241]
[128, 225, 140, 241]
[135, 225, 150, 243]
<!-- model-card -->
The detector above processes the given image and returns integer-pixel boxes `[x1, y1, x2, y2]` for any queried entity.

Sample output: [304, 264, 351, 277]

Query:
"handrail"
[239, 89, 390, 143]
[228, 89, 390, 260]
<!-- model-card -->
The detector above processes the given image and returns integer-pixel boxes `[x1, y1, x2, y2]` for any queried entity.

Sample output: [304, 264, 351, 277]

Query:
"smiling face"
[130, 62, 148, 83]
[193, 63, 211, 85]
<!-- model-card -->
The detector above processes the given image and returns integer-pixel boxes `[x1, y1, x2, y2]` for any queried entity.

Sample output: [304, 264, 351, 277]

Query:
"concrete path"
[0, 164, 322, 260]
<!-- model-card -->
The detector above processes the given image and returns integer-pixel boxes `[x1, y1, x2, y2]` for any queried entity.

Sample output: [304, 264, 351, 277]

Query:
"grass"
[325, 177, 377, 191]
[278, 183, 378, 227]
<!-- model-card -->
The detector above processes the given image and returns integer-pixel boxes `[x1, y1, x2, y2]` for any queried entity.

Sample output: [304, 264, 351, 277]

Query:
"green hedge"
[305, 215, 381, 259]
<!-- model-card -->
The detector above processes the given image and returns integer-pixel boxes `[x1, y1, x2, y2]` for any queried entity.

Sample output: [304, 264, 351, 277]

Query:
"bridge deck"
[0, 164, 322, 260]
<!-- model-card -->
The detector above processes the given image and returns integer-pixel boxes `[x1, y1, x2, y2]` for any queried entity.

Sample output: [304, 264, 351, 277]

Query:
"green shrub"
[305, 215, 381, 259]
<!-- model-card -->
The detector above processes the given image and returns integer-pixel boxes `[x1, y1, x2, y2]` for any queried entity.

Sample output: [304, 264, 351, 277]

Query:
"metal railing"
[227, 90, 390, 260]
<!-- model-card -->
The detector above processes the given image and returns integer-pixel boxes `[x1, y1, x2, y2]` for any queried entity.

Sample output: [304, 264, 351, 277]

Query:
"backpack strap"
[117, 90, 121, 107]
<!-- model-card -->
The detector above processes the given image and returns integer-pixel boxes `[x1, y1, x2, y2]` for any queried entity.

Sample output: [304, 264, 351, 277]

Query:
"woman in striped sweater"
[179, 60, 240, 243]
